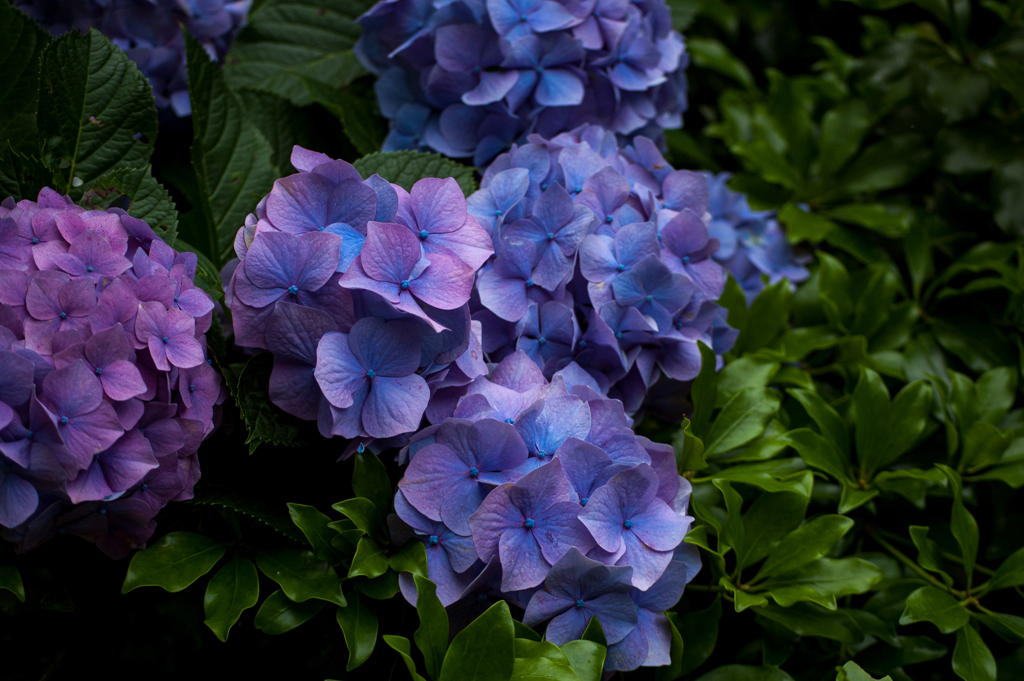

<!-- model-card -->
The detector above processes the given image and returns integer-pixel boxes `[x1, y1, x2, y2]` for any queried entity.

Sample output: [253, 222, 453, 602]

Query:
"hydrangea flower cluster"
[0, 188, 224, 558]
[468, 124, 736, 413]
[225, 147, 493, 444]
[355, 0, 689, 165]
[389, 349, 700, 671]
[15, 0, 250, 116]
[704, 172, 810, 302]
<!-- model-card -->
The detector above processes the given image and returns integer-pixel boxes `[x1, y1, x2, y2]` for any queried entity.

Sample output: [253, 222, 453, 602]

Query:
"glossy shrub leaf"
[983, 546, 1024, 592]
[695, 665, 795, 681]
[735, 490, 808, 572]
[203, 556, 260, 642]
[952, 625, 996, 681]
[185, 32, 277, 266]
[414, 576, 449, 681]
[288, 503, 340, 562]
[687, 37, 754, 87]
[348, 538, 388, 579]
[122, 532, 226, 594]
[754, 515, 854, 581]
[909, 526, 954, 587]
[560, 640, 605, 681]
[354, 151, 477, 197]
[235, 353, 306, 454]
[690, 341, 718, 438]
[787, 389, 850, 455]
[837, 661, 892, 681]
[815, 99, 872, 180]
[677, 596, 721, 676]
[715, 356, 779, 409]
[439, 600, 515, 681]
[710, 459, 814, 497]
[0, 1, 50, 152]
[255, 548, 346, 606]
[899, 586, 969, 634]
[704, 388, 781, 458]
[254, 589, 325, 635]
[779, 428, 850, 483]
[756, 558, 884, 608]
[223, 0, 370, 104]
[38, 30, 157, 199]
[834, 134, 931, 196]
[0, 566, 25, 603]
[389, 541, 429, 581]
[937, 465, 979, 587]
[353, 449, 393, 520]
[386, 634, 429, 681]
[336, 590, 379, 671]
[581, 615, 607, 646]
[332, 498, 389, 543]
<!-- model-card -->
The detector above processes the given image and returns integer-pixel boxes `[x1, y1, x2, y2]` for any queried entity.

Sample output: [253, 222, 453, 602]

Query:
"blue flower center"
[25, 430, 33, 439]
[358, 443, 365, 453]
[581, 497, 588, 506]
[95, 368, 103, 375]
[139, 428, 145, 434]
[624, 519, 633, 529]
[578, 339, 587, 347]
[537, 337, 546, 345]
[519, 14, 527, 21]
[537, 450, 547, 459]
[645, 294, 653, 302]
[525, 279, 534, 287]
[536, 66, 544, 74]
[288, 285, 299, 296]
[615, 331, 623, 339]
[59, 312, 67, 319]
[546, 232, 555, 241]
[365, 369, 376, 379]
[505, 418, 515, 424]
[676, 321, 684, 330]
[400, 280, 411, 290]
[469, 467, 479, 478]
[616, 55, 625, 63]
[495, 210, 503, 217]
[99, 509, 106, 515]
[419, 230, 429, 239]
[174, 295, 179, 302]
[429, 535, 439, 545]
[616, 264, 626, 272]
[575, 599, 585, 608]
[524, 518, 535, 529]
[189, 384, 196, 393]
[162, 337, 169, 344]
[60, 416, 69, 425]
[142, 484, 148, 490]
[574, 186, 582, 193]
[32, 237, 39, 244]
[605, 215, 614, 223]
[540, 183, 548, 190]
[682, 256, 690, 264]
[86, 266, 94, 272]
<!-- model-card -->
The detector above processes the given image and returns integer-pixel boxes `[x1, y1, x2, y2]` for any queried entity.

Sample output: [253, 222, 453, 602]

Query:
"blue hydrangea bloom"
[355, 0, 688, 164]
[0, 188, 223, 557]
[227, 146, 493, 444]
[15, 0, 250, 115]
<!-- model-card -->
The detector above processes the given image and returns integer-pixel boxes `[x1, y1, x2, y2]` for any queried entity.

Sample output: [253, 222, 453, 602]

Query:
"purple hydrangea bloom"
[356, 0, 688, 164]
[16, 0, 250, 116]
[227, 147, 495, 446]
[0, 188, 223, 557]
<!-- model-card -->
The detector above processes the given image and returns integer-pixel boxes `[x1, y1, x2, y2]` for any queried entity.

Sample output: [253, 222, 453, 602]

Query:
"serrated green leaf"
[354, 151, 477, 197]
[190, 485, 306, 543]
[899, 586, 969, 634]
[186, 32, 277, 266]
[0, 1, 50, 153]
[85, 166, 178, 244]
[38, 30, 157, 198]
[204, 556, 260, 642]
[415, 576, 449, 681]
[0, 143, 50, 201]
[122, 532, 226, 594]
[235, 352, 307, 454]
[254, 589, 325, 634]
[256, 547, 346, 606]
[223, 0, 370, 104]
[336, 590, 378, 671]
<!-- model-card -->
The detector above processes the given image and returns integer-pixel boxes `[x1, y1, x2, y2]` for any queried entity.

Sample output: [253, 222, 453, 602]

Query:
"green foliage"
[353, 150, 478, 196]
[234, 352, 308, 454]
[121, 532, 227, 594]
[203, 556, 260, 641]
[336, 590, 379, 670]
[0, 1, 49, 153]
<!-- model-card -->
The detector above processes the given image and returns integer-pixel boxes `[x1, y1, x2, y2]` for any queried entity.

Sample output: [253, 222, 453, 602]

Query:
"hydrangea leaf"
[236, 88, 315, 173]
[0, 566, 25, 603]
[385, 635, 429, 681]
[223, 0, 371, 105]
[235, 352, 307, 454]
[439, 601, 515, 681]
[353, 151, 478, 197]
[0, 0, 50, 154]
[254, 589, 325, 634]
[300, 77, 386, 156]
[256, 547, 346, 606]
[38, 30, 158, 199]
[899, 586, 970, 634]
[186, 31, 278, 266]
[348, 538, 389, 579]
[0, 142, 50, 201]
[86, 166, 179, 246]
[952, 625, 996, 681]
[203, 556, 260, 642]
[336, 590, 379, 671]
[121, 532, 227, 594]
[414, 576, 449, 681]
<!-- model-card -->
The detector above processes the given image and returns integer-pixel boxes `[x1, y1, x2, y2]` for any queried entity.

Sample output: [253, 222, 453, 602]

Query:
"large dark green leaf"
[254, 589, 325, 634]
[439, 601, 515, 681]
[332, 497, 389, 543]
[385, 635, 428, 681]
[336, 589, 379, 671]
[87, 166, 178, 244]
[0, 142, 50, 201]
[952, 625, 996, 681]
[186, 32, 277, 266]
[983, 546, 1024, 592]
[38, 30, 158, 198]
[203, 556, 260, 642]
[122, 532, 226, 594]
[288, 503, 341, 562]
[0, 1, 50, 153]
[348, 538, 389, 579]
[899, 586, 969, 634]
[756, 558, 884, 608]
[255, 547, 346, 606]
[414, 576, 449, 681]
